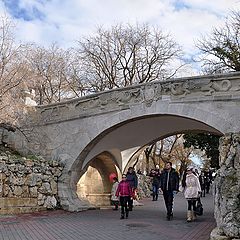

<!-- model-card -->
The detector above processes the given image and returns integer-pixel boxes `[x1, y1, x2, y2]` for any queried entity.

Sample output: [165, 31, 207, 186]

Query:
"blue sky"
[3, 0, 45, 21]
[1, 0, 239, 75]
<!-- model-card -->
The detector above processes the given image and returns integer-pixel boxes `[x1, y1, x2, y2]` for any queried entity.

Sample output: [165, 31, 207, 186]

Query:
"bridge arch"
[61, 106, 225, 211]
[73, 113, 223, 173]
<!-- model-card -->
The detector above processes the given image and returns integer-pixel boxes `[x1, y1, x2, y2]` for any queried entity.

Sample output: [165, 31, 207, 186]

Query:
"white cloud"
[2, 0, 240, 60]
[155, 8, 223, 52]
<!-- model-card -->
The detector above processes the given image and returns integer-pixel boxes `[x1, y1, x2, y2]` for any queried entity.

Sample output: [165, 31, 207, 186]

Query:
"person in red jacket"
[116, 174, 133, 219]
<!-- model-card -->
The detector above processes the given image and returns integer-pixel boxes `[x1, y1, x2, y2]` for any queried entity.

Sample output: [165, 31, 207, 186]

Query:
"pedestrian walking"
[111, 177, 119, 210]
[181, 167, 202, 222]
[126, 167, 138, 211]
[199, 171, 206, 197]
[115, 174, 133, 219]
[194, 169, 200, 177]
[149, 168, 161, 201]
[159, 162, 179, 220]
[205, 170, 212, 194]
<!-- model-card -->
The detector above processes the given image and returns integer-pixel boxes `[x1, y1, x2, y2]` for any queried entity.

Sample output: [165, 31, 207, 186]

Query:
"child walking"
[111, 177, 119, 210]
[115, 174, 133, 219]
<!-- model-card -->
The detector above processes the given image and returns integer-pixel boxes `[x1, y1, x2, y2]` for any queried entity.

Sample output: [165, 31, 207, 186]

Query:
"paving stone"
[0, 193, 216, 240]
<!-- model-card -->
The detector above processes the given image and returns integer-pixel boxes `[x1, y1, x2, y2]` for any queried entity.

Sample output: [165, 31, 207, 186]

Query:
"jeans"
[152, 184, 159, 200]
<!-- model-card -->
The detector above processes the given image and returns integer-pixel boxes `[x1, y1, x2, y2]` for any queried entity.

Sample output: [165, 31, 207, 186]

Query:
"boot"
[187, 210, 192, 222]
[120, 213, 124, 219]
[192, 210, 197, 221]
[126, 210, 129, 219]
[155, 194, 158, 201]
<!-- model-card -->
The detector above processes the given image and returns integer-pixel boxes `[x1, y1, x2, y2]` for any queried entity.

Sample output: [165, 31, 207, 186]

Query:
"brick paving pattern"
[0, 193, 215, 240]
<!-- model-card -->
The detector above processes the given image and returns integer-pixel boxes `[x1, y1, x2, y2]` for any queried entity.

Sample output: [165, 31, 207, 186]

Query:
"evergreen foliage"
[183, 133, 221, 168]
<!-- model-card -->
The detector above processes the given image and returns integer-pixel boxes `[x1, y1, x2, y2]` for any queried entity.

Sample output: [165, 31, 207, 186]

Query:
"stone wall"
[137, 174, 152, 199]
[211, 133, 240, 239]
[0, 147, 63, 214]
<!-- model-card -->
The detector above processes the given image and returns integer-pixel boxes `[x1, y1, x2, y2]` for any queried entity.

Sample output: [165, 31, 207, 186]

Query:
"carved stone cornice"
[28, 72, 240, 125]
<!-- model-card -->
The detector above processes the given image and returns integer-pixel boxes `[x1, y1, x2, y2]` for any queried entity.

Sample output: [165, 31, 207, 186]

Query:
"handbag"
[195, 198, 203, 216]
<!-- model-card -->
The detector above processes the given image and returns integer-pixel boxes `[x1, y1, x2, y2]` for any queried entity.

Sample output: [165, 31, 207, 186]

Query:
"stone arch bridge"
[7, 72, 240, 238]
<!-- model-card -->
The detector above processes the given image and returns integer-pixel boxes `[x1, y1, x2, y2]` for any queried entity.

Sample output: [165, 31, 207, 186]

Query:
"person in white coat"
[111, 177, 119, 210]
[181, 167, 202, 222]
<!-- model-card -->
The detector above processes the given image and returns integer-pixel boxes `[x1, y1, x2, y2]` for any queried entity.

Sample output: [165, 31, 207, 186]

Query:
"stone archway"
[76, 152, 120, 207]
[55, 114, 224, 213]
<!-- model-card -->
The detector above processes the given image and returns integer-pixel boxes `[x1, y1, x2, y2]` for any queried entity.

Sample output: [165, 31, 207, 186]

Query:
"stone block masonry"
[0, 146, 63, 214]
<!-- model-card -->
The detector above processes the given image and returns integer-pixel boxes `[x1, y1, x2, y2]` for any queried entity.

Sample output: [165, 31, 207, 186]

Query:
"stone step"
[0, 197, 38, 208]
[0, 206, 46, 215]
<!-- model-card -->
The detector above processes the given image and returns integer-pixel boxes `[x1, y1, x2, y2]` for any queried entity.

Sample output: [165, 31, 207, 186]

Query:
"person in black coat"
[199, 171, 206, 197]
[126, 167, 138, 211]
[159, 162, 179, 220]
[204, 170, 212, 194]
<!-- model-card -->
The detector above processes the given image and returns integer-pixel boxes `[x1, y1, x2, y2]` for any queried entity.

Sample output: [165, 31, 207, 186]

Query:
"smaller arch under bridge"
[9, 72, 240, 219]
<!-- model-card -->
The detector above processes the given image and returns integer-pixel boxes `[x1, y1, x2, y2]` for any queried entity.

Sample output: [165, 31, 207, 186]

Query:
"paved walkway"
[0, 193, 215, 240]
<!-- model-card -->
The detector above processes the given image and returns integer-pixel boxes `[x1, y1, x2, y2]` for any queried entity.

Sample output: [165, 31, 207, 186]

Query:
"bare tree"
[76, 23, 182, 92]
[126, 134, 193, 174]
[154, 135, 183, 165]
[144, 144, 155, 174]
[196, 11, 240, 74]
[25, 44, 84, 105]
[0, 16, 29, 126]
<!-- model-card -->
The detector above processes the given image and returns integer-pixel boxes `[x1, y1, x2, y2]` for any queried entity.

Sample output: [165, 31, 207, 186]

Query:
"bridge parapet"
[25, 72, 240, 125]
[27, 72, 240, 126]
